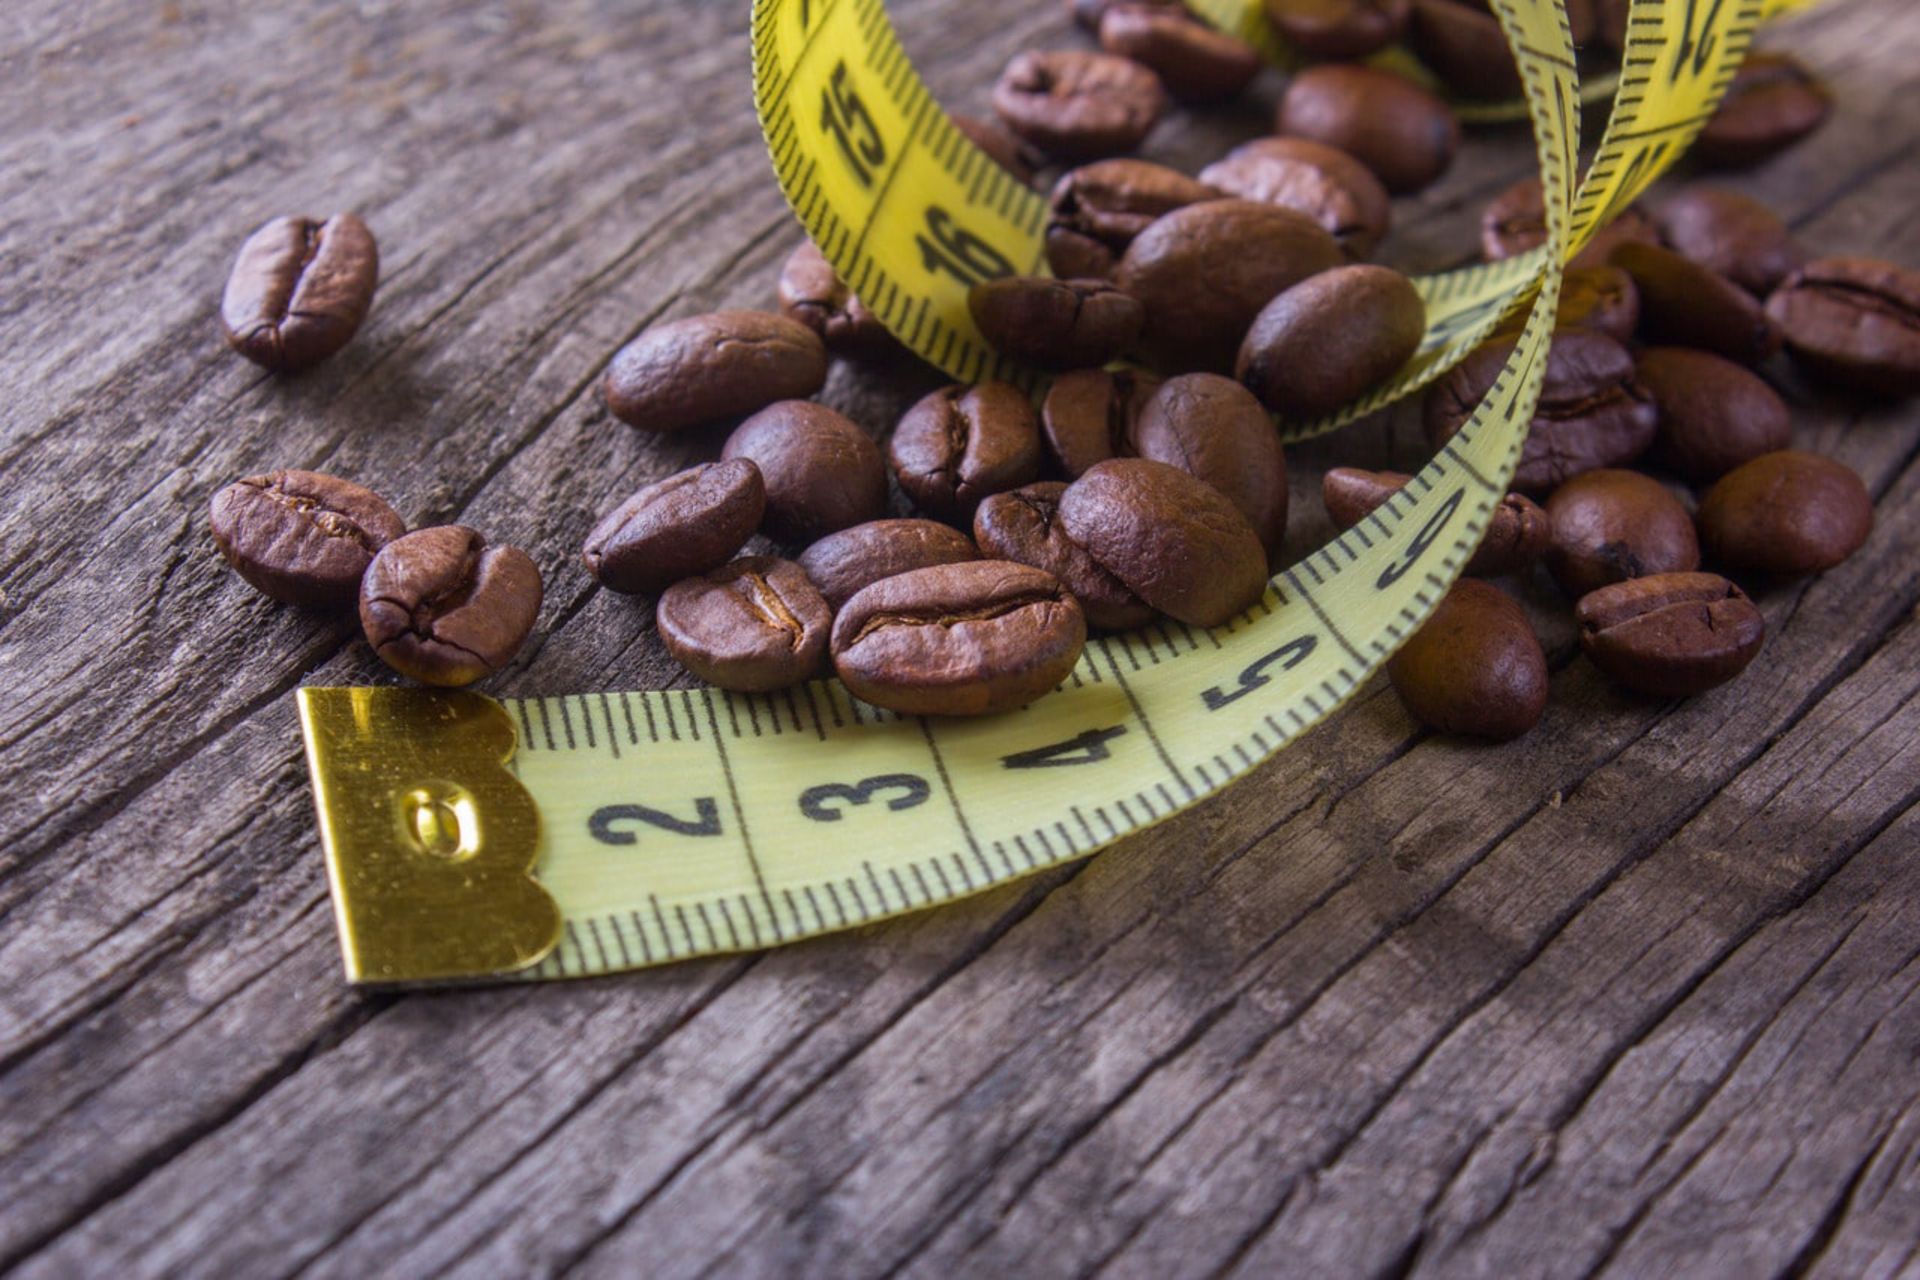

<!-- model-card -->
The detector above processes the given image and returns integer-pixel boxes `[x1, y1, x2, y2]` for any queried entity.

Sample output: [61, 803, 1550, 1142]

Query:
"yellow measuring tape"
[299, 0, 1801, 985]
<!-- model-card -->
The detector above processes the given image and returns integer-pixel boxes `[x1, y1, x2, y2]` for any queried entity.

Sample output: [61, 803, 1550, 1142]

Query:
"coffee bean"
[1655, 186, 1806, 296]
[1636, 346, 1791, 482]
[359, 526, 542, 687]
[1116, 198, 1345, 372]
[1060, 458, 1269, 627]
[605, 311, 827, 433]
[1040, 368, 1162, 477]
[1765, 256, 1920, 397]
[889, 381, 1043, 523]
[1262, 0, 1410, 60]
[1388, 579, 1547, 741]
[1544, 469, 1699, 598]
[1320, 467, 1549, 577]
[1610, 242, 1782, 366]
[952, 113, 1045, 187]
[798, 520, 980, 611]
[1696, 450, 1873, 577]
[1577, 572, 1765, 697]
[1480, 177, 1658, 266]
[1276, 65, 1458, 195]
[1133, 373, 1290, 554]
[209, 469, 406, 608]
[581, 459, 765, 596]
[722, 401, 887, 543]
[777, 241, 898, 357]
[831, 561, 1087, 716]
[657, 556, 831, 692]
[974, 482, 1154, 630]
[1098, 5, 1261, 103]
[1425, 330, 1658, 493]
[1198, 139, 1390, 260]
[1044, 159, 1220, 279]
[220, 214, 378, 373]
[968, 276, 1144, 369]
[1409, 0, 1521, 100]
[992, 50, 1167, 162]
[1695, 52, 1831, 169]
[1236, 264, 1425, 420]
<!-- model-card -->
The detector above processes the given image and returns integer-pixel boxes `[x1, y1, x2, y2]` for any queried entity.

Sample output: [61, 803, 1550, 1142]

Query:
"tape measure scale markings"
[298, 0, 1793, 985]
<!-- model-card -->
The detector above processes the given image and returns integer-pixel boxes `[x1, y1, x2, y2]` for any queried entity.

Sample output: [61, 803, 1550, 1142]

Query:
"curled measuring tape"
[299, 0, 1802, 985]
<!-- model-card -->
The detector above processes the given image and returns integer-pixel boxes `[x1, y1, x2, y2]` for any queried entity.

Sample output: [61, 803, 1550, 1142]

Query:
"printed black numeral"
[1376, 488, 1465, 589]
[916, 205, 1015, 287]
[820, 60, 886, 187]
[799, 773, 932, 822]
[1669, 0, 1725, 85]
[588, 798, 723, 846]
[1200, 636, 1318, 710]
[1001, 725, 1128, 770]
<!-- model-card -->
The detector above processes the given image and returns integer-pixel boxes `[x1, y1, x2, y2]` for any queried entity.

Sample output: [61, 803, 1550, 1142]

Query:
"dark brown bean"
[973, 483, 1154, 630]
[1276, 65, 1458, 195]
[992, 50, 1167, 162]
[1262, 0, 1410, 60]
[777, 241, 898, 357]
[1655, 186, 1806, 297]
[657, 557, 831, 692]
[1409, 0, 1521, 100]
[1116, 198, 1345, 373]
[1696, 450, 1873, 577]
[1388, 580, 1547, 741]
[889, 382, 1043, 523]
[968, 276, 1144, 369]
[581, 460, 765, 596]
[604, 311, 828, 433]
[1544, 469, 1699, 598]
[1098, 5, 1262, 103]
[359, 526, 542, 687]
[1320, 467, 1549, 577]
[1636, 346, 1791, 482]
[722, 401, 887, 543]
[797, 520, 980, 611]
[831, 562, 1087, 716]
[1577, 573, 1765, 697]
[1133, 373, 1290, 554]
[220, 214, 378, 373]
[1236, 264, 1425, 420]
[1044, 159, 1220, 280]
[1610, 242, 1781, 366]
[208, 469, 406, 608]
[1040, 368, 1162, 478]
[1694, 52, 1831, 169]
[1765, 256, 1920, 397]
[952, 113, 1045, 188]
[1213, 137, 1391, 261]
[1480, 177, 1659, 267]
[1059, 458, 1269, 627]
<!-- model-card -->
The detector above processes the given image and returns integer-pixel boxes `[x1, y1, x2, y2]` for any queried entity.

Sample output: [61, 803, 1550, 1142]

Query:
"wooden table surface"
[6, 1, 1920, 1275]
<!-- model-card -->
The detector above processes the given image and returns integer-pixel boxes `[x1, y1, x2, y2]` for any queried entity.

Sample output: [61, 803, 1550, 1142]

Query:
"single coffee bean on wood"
[992, 50, 1167, 162]
[1409, 0, 1522, 100]
[1635, 346, 1791, 482]
[1276, 65, 1459, 195]
[359, 526, 542, 687]
[1610, 242, 1781, 365]
[1577, 572, 1765, 697]
[581, 459, 765, 596]
[1765, 257, 1920, 397]
[1695, 450, 1873, 577]
[722, 401, 887, 543]
[831, 562, 1087, 717]
[1655, 186, 1806, 297]
[604, 311, 827, 433]
[1480, 177, 1658, 266]
[952, 113, 1045, 188]
[1694, 52, 1831, 169]
[798, 519, 980, 611]
[1388, 579, 1547, 741]
[1236, 264, 1425, 421]
[973, 482, 1154, 631]
[1060, 458, 1269, 627]
[208, 469, 406, 608]
[1044, 159, 1220, 280]
[1040, 368, 1162, 478]
[1262, 0, 1411, 61]
[777, 241, 897, 357]
[889, 381, 1043, 523]
[657, 556, 831, 693]
[1544, 469, 1700, 599]
[968, 277, 1144, 369]
[1098, 5, 1261, 103]
[1320, 467, 1548, 577]
[220, 214, 378, 373]
[1199, 138, 1390, 260]
[1132, 373, 1289, 554]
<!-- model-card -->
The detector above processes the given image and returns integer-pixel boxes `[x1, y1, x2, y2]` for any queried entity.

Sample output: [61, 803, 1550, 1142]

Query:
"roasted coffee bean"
[798, 519, 980, 611]
[1098, 5, 1261, 103]
[1263, 0, 1410, 60]
[1040, 368, 1162, 477]
[220, 214, 378, 373]
[1636, 347, 1790, 482]
[831, 562, 1087, 716]
[1695, 52, 1831, 169]
[1236, 264, 1425, 420]
[1044, 159, 1220, 280]
[1480, 177, 1658, 266]
[1766, 257, 1920, 397]
[1544, 469, 1699, 598]
[722, 401, 887, 543]
[1388, 580, 1547, 741]
[1276, 65, 1459, 195]
[1320, 467, 1549, 577]
[209, 469, 406, 608]
[974, 483, 1154, 630]
[581, 459, 765, 596]
[1199, 138, 1390, 260]
[1116, 199, 1345, 372]
[1577, 572, 1765, 697]
[1426, 330, 1658, 493]
[968, 276, 1144, 369]
[359, 526, 541, 687]
[1696, 450, 1873, 576]
[952, 113, 1045, 188]
[777, 241, 897, 357]
[992, 50, 1167, 162]
[1655, 186, 1806, 297]
[1133, 373, 1289, 553]
[1409, 0, 1521, 100]
[1610, 242, 1781, 366]
[889, 381, 1043, 522]
[1059, 458, 1269, 627]
[605, 311, 827, 433]
[657, 556, 831, 692]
